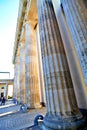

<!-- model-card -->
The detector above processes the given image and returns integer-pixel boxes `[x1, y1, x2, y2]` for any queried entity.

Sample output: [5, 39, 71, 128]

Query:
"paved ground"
[0, 100, 46, 130]
[0, 101, 87, 130]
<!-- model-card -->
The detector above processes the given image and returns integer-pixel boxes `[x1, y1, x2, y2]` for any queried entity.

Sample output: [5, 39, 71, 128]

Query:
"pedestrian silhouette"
[1, 96, 6, 105]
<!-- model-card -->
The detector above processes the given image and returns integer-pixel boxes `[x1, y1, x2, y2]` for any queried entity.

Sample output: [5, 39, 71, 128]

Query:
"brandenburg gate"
[13, 0, 87, 129]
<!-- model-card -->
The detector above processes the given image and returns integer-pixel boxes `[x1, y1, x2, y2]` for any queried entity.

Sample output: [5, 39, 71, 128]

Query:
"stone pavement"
[0, 100, 46, 130]
[0, 104, 20, 116]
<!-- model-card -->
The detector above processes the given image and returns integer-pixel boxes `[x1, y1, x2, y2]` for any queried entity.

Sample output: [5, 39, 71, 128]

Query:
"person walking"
[1, 96, 6, 105]
[13, 96, 17, 104]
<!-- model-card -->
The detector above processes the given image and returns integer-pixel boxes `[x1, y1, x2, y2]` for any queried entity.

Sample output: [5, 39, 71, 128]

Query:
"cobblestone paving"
[0, 104, 46, 130]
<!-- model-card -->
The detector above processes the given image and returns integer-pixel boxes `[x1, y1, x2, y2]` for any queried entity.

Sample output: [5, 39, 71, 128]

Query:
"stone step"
[0, 109, 19, 117]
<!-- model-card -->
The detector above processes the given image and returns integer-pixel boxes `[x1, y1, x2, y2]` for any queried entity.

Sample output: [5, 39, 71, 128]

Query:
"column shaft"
[16, 47, 20, 102]
[37, 0, 86, 129]
[36, 25, 46, 106]
[20, 42, 26, 104]
[61, 0, 87, 114]
[52, 0, 87, 112]
[25, 22, 40, 108]
[61, 0, 87, 86]
[5, 83, 8, 99]
[14, 64, 17, 98]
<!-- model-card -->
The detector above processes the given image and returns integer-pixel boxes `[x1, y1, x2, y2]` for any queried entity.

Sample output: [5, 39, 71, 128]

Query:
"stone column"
[37, 0, 87, 129]
[16, 47, 20, 102]
[5, 83, 8, 99]
[36, 25, 46, 106]
[13, 62, 17, 98]
[52, 0, 87, 115]
[25, 21, 40, 108]
[60, 0, 87, 98]
[14, 62, 17, 98]
[20, 40, 26, 104]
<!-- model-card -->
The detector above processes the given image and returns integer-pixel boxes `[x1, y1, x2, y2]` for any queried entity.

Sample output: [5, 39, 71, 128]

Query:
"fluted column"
[20, 41, 26, 104]
[61, 0, 87, 87]
[36, 25, 46, 106]
[37, 0, 86, 129]
[25, 21, 40, 108]
[14, 62, 17, 98]
[16, 47, 20, 102]
[52, 0, 87, 114]
[5, 83, 8, 99]
[13, 65, 16, 97]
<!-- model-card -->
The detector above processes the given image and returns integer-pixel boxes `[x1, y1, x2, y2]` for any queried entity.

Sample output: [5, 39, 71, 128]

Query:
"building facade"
[13, 0, 87, 129]
[0, 79, 13, 99]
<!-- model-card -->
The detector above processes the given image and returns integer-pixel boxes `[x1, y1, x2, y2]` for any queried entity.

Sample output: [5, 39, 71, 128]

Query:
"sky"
[0, 0, 19, 79]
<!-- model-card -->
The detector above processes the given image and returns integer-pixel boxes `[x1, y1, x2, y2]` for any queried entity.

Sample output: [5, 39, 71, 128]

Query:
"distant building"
[0, 78, 14, 98]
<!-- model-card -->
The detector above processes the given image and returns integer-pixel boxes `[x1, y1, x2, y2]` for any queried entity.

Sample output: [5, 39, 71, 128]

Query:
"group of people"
[0, 96, 6, 105]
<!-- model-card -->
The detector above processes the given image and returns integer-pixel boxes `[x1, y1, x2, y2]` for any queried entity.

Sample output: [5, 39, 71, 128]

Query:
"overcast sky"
[0, 0, 19, 79]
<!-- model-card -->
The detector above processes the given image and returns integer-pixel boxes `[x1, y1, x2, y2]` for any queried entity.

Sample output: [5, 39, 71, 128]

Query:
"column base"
[40, 102, 46, 107]
[79, 108, 87, 117]
[27, 103, 42, 109]
[38, 115, 87, 130]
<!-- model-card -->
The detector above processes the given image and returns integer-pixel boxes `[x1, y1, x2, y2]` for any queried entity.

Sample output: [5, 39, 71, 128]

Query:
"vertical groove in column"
[25, 22, 40, 108]
[20, 42, 26, 104]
